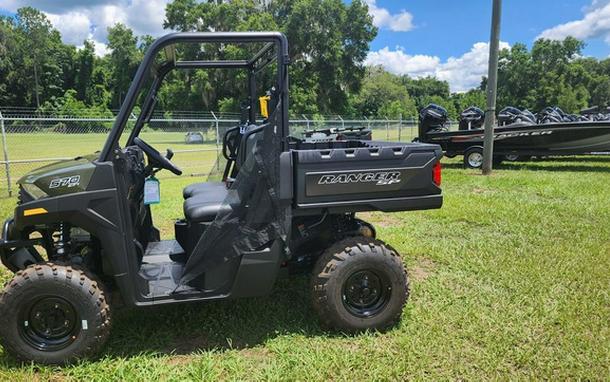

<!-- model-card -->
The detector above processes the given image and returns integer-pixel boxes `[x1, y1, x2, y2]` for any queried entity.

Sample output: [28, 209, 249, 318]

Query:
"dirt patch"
[472, 187, 496, 195]
[166, 355, 195, 367]
[410, 258, 436, 281]
[359, 212, 403, 228]
[240, 347, 272, 362]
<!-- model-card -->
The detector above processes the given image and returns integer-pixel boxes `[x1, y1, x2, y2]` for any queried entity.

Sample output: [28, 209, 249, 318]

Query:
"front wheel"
[311, 237, 409, 332]
[0, 263, 111, 364]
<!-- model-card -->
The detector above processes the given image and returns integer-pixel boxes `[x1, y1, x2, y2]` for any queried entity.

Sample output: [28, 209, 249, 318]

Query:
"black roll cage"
[100, 32, 290, 162]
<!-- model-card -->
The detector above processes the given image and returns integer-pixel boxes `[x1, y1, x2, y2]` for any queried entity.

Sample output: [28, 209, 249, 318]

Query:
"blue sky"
[368, 0, 609, 61]
[1, 0, 609, 92]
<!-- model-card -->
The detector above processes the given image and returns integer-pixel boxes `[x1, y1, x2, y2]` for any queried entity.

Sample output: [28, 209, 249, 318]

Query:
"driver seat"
[183, 184, 234, 223]
[183, 181, 225, 199]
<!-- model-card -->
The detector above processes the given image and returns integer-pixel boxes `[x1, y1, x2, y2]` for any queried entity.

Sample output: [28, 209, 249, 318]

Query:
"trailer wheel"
[504, 154, 530, 162]
[311, 237, 409, 332]
[464, 147, 484, 169]
[0, 263, 111, 364]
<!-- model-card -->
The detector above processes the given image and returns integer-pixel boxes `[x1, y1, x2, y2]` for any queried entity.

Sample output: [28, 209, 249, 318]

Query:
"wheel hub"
[342, 270, 390, 317]
[20, 296, 79, 351]
[468, 152, 484, 168]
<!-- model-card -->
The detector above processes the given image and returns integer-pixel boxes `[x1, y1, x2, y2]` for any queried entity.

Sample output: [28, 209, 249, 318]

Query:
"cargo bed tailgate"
[292, 141, 443, 214]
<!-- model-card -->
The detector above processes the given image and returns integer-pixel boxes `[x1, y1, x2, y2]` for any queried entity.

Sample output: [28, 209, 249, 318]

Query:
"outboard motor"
[552, 107, 574, 122]
[458, 106, 484, 130]
[498, 107, 522, 126]
[499, 107, 537, 126]
[579, 106, 610, 121]
[520, 109, 537, 125]
[537, 107, 563, 124]
[418, 104, 449, 139]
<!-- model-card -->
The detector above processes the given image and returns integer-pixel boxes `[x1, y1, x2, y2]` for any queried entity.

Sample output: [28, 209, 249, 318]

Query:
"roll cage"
[99, 32, 291, 162]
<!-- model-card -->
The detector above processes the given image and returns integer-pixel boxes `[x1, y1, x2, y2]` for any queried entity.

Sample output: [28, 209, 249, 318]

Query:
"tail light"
[432, 161, 442, 186]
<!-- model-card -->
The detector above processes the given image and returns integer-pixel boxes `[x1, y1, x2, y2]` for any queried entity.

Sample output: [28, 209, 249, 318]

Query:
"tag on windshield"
[144, 177, 160, 205]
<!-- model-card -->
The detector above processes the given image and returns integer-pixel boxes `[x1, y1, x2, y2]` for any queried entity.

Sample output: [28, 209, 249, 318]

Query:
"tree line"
[0, 2, 608, 121]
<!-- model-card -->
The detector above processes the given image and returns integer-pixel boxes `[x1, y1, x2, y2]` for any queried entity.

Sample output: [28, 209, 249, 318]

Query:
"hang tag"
[144, 177, 160, 205]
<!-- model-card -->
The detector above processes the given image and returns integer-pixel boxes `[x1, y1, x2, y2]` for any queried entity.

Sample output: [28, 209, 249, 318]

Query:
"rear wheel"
[311, 237, 409, 332]
[463, 147, 484, 169]
[0, 263, 111, 364]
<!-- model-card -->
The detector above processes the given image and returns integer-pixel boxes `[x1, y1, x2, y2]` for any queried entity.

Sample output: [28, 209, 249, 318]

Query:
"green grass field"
[0, 154, 608, 380]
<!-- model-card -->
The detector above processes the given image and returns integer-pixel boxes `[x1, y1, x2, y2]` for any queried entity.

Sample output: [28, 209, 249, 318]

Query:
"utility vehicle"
[0, 32, 443, 364]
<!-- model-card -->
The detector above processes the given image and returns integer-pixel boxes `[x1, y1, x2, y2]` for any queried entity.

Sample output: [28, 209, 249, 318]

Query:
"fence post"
[398, 113, 402, 142]
[302, 114, 310, 130]
[211, 111, 220, 171]
[364, 116, 370, 129]
[338, 115, 345, 129]
[385, 116, 389, 141]
[0, 112, 12, 197]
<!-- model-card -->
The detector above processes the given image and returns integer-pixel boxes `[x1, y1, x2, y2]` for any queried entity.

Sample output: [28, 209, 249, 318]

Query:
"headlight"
[20, 183, 48, 200]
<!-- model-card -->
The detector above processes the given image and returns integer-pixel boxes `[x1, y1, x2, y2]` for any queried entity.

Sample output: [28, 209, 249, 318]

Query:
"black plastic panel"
[292, 140, 442, 212]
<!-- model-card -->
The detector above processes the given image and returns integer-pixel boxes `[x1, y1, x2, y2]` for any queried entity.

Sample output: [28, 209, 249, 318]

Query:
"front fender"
[13, 190, 129, 278]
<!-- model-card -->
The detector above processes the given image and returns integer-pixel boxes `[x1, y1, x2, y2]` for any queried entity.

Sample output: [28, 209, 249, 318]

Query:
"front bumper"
[0, 219, 45, 272]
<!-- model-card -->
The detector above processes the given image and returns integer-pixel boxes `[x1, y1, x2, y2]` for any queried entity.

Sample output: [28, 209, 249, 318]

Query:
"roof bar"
[175, 60, 250, 69]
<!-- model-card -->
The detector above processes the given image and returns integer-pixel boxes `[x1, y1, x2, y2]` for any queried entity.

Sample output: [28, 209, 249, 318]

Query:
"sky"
[1, 0, 609, 92]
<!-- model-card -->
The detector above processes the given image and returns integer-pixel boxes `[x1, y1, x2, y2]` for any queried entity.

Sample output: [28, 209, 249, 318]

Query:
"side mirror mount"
[165, 148, 174, 160]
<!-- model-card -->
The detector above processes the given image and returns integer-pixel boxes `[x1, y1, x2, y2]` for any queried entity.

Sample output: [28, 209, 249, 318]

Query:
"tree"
[7, 8, 69, 108]
[403, 76, 451, 111]
[495, 37, 596, 113]
[15, 8, 55, 107]
[276, 0, 376, 114]
[0, 4, 608, 118]
[75, 40, 95, 103]
[107, 23, 141, 108]
[164, 0, 376, 115]
[451, 89, 486, 114]
[352, 66, 417, 118]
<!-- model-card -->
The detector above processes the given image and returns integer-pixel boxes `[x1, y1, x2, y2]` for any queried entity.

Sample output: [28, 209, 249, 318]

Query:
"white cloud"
[365, 0, 414, 32]
[366, 47, 439, 77]
[1, 0, 170, 55]
[366, 41, 511, 92]
[46, 11, 92, 46]
[94, 42, 109, 57]
[538, 1, 610, 45]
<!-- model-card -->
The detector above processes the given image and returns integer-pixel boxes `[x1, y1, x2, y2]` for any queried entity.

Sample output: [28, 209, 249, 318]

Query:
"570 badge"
[49, 175, 81, 189]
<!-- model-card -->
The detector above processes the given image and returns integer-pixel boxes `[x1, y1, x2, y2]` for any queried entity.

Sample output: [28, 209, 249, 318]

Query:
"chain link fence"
[0, 110, 423, 197]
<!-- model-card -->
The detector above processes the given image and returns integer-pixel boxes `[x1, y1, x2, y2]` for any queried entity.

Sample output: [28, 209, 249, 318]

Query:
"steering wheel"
[133, 137, 182, 175]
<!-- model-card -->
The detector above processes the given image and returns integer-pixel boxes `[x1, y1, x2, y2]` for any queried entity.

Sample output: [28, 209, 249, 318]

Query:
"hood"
[18, 153, 99, 198]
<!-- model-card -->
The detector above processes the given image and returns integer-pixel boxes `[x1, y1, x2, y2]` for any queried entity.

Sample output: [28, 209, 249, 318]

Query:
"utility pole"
[482, 0, 502, 175]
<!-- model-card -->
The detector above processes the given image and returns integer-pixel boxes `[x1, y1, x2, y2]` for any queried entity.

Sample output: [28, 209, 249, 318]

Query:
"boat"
[417, 104, 610, 168]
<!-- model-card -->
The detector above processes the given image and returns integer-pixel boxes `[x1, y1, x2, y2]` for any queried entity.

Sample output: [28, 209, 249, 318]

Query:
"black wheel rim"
[342, 270, 391, 318]
[19, 296, 79, 352]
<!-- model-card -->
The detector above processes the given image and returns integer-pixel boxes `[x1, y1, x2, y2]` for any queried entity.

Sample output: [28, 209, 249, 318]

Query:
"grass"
[0, 155, 608, 380]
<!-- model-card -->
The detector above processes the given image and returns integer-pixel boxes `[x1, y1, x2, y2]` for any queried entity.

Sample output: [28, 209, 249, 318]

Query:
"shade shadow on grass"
[0, 277, 329, 367]
[105, 277, 329, 357]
